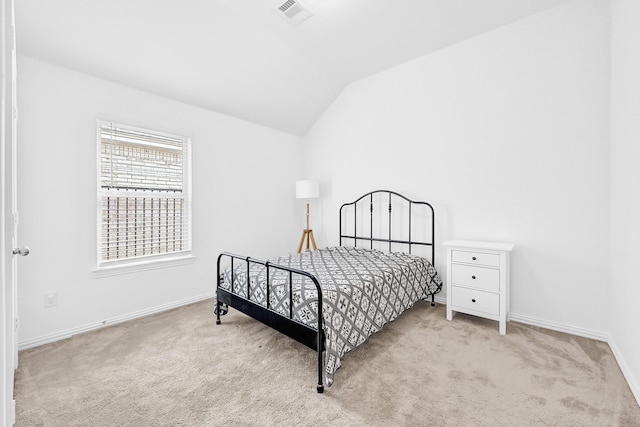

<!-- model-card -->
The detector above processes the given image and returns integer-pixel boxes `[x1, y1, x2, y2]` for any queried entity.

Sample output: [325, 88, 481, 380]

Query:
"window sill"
[93, 254, 196, 278]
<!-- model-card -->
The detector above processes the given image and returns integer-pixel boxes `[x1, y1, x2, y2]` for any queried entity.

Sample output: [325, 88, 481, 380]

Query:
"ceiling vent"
[277, 0, 313, 25]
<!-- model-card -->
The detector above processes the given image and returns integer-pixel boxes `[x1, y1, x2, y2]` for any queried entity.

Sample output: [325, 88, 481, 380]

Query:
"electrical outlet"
[44, 291, 58, 308]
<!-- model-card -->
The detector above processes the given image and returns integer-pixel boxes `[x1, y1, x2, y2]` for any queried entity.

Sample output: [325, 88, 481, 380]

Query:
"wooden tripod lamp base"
[295, 180, 320, 253]
[297, 201, 317, 253]
[298, 228, 317, 253]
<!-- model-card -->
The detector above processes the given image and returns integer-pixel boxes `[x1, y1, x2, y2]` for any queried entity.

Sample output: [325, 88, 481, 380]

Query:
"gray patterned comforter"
[219, 246, 442, 387]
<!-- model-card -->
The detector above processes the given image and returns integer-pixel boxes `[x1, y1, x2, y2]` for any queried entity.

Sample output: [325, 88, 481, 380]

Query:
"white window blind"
[97, 121, 192, 267]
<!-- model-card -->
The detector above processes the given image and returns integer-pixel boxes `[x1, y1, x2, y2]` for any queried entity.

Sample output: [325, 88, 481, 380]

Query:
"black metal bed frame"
[215, 190, 436, 393]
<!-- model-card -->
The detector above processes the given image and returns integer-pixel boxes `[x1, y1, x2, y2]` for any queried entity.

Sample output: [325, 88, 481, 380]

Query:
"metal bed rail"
[216, 251, 326, 393]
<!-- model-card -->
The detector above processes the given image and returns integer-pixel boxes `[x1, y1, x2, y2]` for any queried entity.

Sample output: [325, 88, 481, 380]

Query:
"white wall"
[610, 0, 640, 404]
[304, 0, 611, 336]
[16, 56, 303, 346]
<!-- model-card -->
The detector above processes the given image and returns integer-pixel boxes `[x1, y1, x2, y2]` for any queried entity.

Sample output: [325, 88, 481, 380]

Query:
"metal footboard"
[215, 252, 326, 393]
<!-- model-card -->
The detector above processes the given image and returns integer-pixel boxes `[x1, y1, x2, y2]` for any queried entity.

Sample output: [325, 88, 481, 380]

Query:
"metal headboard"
[339, 190, 435, 264]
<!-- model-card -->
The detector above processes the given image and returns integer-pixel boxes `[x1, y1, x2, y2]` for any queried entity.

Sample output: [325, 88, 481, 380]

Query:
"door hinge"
[14, 316, 19, 331]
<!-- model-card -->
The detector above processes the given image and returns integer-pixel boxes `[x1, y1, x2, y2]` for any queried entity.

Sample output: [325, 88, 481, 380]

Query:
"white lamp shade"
[295, 180, 319, 199]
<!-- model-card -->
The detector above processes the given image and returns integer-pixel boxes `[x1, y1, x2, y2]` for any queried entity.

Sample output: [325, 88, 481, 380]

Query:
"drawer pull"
[472, 299, 476, 303]
[472, 275, 476, 280]
[472, 256, 477, 261]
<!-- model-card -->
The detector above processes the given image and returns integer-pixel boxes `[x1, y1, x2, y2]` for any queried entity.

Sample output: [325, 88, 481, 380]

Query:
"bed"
[215, 190, 443, 392]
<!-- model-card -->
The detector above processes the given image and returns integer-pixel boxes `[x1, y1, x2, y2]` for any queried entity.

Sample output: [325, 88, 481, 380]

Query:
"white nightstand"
[443, 240, 515, 335]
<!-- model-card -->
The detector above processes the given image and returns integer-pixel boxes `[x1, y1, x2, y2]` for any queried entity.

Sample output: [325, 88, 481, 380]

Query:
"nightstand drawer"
[451, 250, 500, 267]
[451, 264, 500, 292]
[451, 286, 499, 316]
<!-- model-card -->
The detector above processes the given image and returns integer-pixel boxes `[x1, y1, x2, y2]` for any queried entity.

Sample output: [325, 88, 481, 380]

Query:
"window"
[96, 120, 192, 269]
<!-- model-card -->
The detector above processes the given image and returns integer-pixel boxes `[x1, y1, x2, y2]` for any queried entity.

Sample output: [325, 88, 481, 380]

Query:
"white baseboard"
[608, 337, 640, 407]
[441, 298, 608, 342]
[10, 399, 16, 426]
[509, 312, 609, 342]
[18, 292, 216, 350]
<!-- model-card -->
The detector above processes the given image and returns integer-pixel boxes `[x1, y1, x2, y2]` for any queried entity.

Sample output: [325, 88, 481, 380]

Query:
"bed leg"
[215, 301, 222, 325]
[317, 353, 324, 393]
[214, 300, 229, 325]
[431, 294, 436, 307]
[317, 341, 324, 393]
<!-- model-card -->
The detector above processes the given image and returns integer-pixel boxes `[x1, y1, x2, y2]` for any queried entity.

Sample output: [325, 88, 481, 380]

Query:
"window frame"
[94, 120, 193, 274]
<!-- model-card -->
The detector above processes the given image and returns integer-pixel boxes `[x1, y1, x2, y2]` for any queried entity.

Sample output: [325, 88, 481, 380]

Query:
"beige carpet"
[14, 300, 640, 426]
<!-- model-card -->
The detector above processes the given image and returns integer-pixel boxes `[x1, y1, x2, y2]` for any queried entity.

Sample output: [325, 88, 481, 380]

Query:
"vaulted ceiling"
[16, 0, 568, 136]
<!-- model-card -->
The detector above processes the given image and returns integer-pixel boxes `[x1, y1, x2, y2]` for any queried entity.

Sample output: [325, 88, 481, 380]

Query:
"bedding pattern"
[220, 246, 442, 387]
